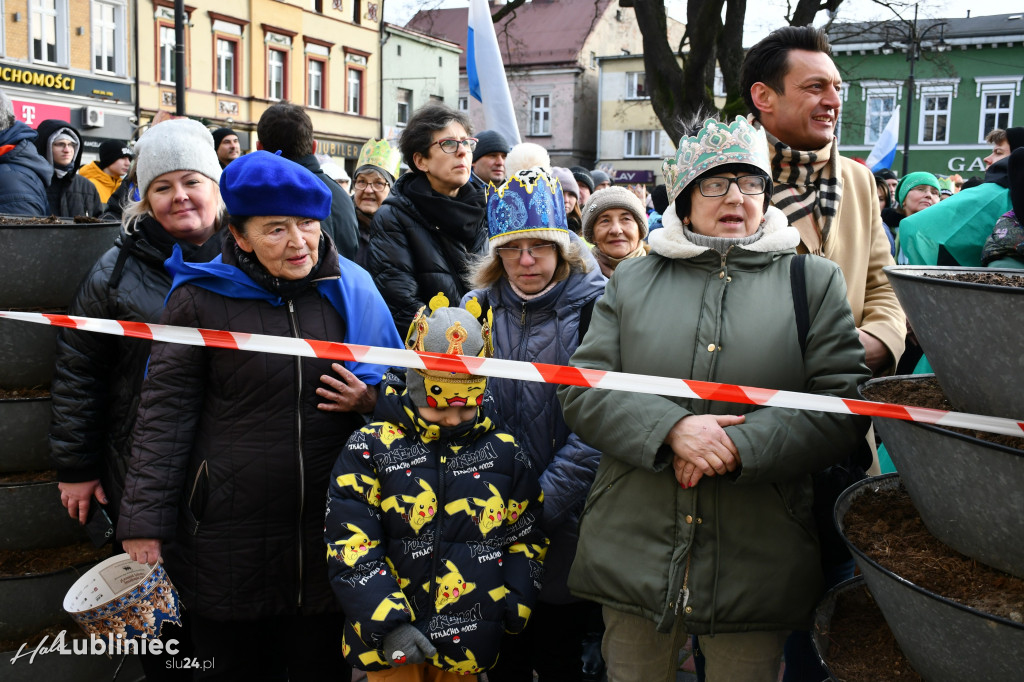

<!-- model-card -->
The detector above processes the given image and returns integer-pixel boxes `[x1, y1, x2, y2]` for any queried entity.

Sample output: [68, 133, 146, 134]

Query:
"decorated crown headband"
[487, 169, 568, 239]
[663, 116, 771, 203]
[405, 293, 493, 366]
[356, 138, 402, 178]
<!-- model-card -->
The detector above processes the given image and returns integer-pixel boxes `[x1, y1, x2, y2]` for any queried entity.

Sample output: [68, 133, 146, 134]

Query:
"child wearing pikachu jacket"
[325, 296, 549, 679]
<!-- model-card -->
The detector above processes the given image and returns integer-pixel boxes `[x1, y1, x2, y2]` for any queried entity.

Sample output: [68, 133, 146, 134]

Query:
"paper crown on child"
[405, 293, 493, 409]
[663, 116, 771, 203]
[486, 168, 571, 257]
[355, 138, 402, 182]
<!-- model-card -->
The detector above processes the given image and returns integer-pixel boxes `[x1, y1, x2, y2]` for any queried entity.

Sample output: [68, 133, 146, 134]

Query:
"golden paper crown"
[663, 117, 771, 203]
[356, 138, 401, 179]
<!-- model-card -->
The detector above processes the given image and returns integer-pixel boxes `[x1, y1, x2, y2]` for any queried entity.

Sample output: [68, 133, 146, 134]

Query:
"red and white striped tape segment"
[3, 309, 1023, 438]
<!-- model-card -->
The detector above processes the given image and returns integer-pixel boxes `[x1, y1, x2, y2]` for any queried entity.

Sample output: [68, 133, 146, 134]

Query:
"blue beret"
[220, 150, 332, 220]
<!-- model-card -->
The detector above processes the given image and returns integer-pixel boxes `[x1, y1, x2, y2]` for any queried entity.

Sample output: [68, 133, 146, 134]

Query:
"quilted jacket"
[326, 375, 547, 673]
[117, 238, 401, 620]
[463, 258, 606, 603]
[49, 217, 222, 516]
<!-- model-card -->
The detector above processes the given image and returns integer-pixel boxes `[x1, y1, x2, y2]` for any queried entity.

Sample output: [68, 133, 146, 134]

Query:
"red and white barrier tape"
[3, 310, 1022, 438]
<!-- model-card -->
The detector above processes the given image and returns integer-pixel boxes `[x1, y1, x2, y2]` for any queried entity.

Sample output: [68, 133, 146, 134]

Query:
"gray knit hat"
[591, 169, 611, 187]
[551, 167, 579, 198]
[135, 118, 222, 198]
[582, 185, 649, 243]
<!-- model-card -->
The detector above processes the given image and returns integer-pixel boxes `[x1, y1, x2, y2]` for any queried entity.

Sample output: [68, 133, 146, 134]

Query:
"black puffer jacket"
[49, 217, 223, 517]
[295, 153, 360, 261]
[33, 119, 102, 218]
[366, 173, 487, 334]
[117, 240, 366, 620]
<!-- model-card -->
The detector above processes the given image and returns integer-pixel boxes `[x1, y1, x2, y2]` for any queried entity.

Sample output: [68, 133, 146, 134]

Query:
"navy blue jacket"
[0, 121, 50, 216]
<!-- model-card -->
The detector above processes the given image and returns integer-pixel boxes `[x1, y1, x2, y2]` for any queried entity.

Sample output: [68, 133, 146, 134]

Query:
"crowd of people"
[0, 20, 1013, 682]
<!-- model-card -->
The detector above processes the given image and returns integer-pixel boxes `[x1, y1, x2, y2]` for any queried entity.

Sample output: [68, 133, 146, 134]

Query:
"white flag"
[467, 0, 521, 145]
[866, 105, 900, 172]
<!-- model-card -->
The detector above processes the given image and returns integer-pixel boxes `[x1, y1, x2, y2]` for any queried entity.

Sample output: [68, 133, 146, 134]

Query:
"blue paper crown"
[487, 169, 568, 241]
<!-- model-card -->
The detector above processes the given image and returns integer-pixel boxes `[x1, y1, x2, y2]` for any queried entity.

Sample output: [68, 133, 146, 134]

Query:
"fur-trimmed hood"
[649, 204, 799, 259]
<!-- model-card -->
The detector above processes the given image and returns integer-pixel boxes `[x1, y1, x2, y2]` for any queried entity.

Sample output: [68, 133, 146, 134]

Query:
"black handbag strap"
[790, 254, 809, 357]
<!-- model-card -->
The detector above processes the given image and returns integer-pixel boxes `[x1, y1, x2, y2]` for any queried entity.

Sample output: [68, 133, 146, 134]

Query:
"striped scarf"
[755, 123, 842, 255]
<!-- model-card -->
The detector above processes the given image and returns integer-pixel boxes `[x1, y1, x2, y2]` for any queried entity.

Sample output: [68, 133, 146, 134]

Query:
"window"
[458, 96, 468, 112]
[306, 59, 323, 108]
[347, 68, 362, 114]
[352, 0, 361, 25]
[31, 0, 68, 65]
[396, 88, 412, 125]
[159, 24, 176, 84]
[920, 94, 949, 144]
[396, 44, 402, 57]
[626, 72, 648, 99]
[865, 95, 896, 145]
[92, 1, 125, 75]
[216, 38, 237, 93]
[530, 95, 550, 136]
[268, 48, 286, 100]
[625, 130, 658, 158]
[975, 77, 1022, 141]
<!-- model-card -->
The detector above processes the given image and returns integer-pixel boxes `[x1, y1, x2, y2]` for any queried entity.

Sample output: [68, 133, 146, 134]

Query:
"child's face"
[417, 405, 478, 427]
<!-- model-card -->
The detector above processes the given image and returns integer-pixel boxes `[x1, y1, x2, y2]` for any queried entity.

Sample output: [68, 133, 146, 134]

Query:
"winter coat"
[49, 217, 223, 516]
[558, 207, 871, 635]
[367, 173, 488, 334]
[33, 119, 102, 218]
[981, 211, 1024, 268]
[0, 121, 50, 216]
[463, 256, 606, 604]
[295, 153, 360, 261]
[79, 161, 121, 204]
[117, 237, 402, 620]
[326, 376, 547, 673]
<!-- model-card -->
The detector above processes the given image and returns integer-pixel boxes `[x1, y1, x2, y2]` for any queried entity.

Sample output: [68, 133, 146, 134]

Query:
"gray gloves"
[383, 623, 437, 666]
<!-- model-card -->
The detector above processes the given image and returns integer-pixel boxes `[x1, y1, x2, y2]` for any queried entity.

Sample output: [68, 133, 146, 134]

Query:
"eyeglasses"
[431, 137, 478, 154]
[697, 175, 767, 197]
[354, 179, 388, 192]
[495, 243, 557, 261]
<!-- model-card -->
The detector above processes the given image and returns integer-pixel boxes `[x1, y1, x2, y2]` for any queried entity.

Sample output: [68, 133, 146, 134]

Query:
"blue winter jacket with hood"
[0, 120, 51, 216]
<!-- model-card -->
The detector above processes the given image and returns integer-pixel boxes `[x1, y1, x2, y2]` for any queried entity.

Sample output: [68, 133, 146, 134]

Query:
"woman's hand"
[58, 480, 108, 525]
[123, 538, 163, 566]
[317, 363, 378, 414]
[665, 414, 745, 488]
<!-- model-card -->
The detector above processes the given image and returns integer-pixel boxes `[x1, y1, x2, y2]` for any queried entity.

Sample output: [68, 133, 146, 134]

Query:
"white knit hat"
[134, 118, 222, 198]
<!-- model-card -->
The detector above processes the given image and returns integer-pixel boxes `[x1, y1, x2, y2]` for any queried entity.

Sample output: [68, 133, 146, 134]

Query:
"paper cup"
[63, 553, 181, 640]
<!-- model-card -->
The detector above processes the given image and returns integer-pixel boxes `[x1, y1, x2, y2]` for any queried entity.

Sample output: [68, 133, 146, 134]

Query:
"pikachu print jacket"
[325, 375, 549, 674]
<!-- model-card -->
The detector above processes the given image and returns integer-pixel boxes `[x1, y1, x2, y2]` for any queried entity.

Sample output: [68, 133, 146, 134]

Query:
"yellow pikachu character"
[371, 591, 411, 621]
[335, 473, 382, 506]
[444, 482, 506, 536]
[381, 478, 437, 534]
[443, 648, 482, 674]
[506, 498, 529, 523]
[327, 523, 379, 567]
[431, 559, 475, 611]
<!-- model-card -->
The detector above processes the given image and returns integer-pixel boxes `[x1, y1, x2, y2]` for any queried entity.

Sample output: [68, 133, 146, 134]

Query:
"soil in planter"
[0, 540, 113, 577]
[862, 376, 1024, 451]
[845, 483, 1024, 623]
[0, 387, 50, 399]
[925, 272, 1024, 288]
[823, 583, 922, 682]
[0, 619, 86, 653]
[0, 469, 57, 484]
[0, 215, 103, 225]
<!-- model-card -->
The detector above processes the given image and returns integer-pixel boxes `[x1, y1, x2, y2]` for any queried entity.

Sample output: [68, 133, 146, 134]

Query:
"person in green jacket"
[557, 115, 871, 682]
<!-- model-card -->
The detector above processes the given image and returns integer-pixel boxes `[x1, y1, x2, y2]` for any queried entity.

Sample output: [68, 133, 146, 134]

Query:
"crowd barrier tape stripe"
[3, 309, 1023, 438]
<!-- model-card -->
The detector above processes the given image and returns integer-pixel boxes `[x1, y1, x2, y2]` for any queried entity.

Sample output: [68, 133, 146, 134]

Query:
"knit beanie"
[98, 139, 132, 169]
[570, 166, 595, 193]
[582, 185, 649, 243]
[221, 150, 331, 220]
[404, 296, 490, 409]
[1006, 127, 1024, 153]
[135, 118, 222, 197]
[212, 127, 237, 151]
[1009, 148, 1024, 220]
[591, 169, 611, 187]
[551, 167, 579, 198]
[896, 171, 940, 206]
[487, 168, 571, 257]
[472, 129, 511, 162]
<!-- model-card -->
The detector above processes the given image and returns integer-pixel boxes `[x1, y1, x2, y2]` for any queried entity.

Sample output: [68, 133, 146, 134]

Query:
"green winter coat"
[557, 207, 870, 635]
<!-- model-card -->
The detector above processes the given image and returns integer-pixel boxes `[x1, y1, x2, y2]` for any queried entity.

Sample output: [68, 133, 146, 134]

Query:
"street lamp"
[883, 5, 948, 175]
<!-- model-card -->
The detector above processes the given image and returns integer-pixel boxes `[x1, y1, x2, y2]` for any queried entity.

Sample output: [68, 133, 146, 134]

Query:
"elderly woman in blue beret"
[118, 150, 402, 679]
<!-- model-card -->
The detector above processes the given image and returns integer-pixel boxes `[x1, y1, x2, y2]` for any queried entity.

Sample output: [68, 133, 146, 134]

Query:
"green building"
[829, 12, 1023, 176]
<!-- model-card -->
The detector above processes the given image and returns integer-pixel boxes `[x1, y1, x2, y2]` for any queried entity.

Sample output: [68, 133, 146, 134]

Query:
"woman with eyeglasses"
[351, 138, 401, 268]
[365, 103, 488, 334]
[463, 167, 606, 682]
[557, 116, 870, 682]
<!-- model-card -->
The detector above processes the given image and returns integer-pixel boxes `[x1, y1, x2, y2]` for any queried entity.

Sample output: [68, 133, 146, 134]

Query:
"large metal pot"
[0, 396, 51, 473]
[0, 480, 85, 550]
[836, 474, 1024, 682]
[0, 318, 60, 389]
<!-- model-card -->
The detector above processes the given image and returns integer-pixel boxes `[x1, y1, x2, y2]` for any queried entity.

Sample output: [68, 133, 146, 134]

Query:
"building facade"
[830, 12, 1024, 175]
[380, 22, 461, 149]
[1, 0, 136, 162]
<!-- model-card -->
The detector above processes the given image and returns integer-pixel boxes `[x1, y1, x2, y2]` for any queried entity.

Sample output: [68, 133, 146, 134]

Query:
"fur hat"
[221, 150, 331, 220]
[569, 166, 595, 193]
[135, 118, 222, 198]
[487, 168, 571, 258]
[582, 186, 649, 242]
[98, 139, 132, 169]
[551, 167, 579, 198]
[405, 294, 491, 409]
[505, 143, 551, 178]
[211, 127, 237, 151]
[472, 129, 511, 162]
